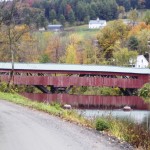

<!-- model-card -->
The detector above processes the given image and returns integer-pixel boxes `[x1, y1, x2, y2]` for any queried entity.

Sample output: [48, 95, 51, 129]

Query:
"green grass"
[0, 92, 63, 116]
[64, 24, 99, 38]
[0, 92, 92, 127]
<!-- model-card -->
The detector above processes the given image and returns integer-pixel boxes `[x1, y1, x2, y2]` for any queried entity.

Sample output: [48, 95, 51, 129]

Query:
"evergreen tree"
[59, 14, 65, 25]
[128, 36, 139, 50]
[49, 9, 56, 23]
[68, 9, 75, 25]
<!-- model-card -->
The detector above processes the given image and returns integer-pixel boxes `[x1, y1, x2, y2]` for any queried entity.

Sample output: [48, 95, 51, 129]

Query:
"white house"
[135, 55, 149, 68]
[89, 18, 107, 29]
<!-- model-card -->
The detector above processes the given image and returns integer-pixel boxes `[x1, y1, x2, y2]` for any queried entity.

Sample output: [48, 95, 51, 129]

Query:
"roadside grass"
[95, 116, 150, 149]
[0, 92, 92, 127]
[1, 91, 150, 149]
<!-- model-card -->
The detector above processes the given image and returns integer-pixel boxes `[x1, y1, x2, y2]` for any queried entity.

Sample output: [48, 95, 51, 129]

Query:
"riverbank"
[0, 92, 149, 149]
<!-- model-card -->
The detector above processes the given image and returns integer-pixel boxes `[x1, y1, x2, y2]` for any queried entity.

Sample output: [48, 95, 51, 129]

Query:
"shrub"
[139, 83, 150, 103]
[0, 82, 8, 92]
[95, 118, 110, 131]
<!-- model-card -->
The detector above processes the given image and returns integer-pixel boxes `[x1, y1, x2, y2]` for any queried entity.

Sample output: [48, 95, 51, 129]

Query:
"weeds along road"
[0, 100, 133, 150]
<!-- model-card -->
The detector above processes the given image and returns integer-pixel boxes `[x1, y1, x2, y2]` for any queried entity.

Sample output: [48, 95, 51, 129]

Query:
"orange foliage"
[128, 22, 150, 37]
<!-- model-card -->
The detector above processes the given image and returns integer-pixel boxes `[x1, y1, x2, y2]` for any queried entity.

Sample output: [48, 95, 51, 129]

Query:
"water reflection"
[78, 109, 150, 130]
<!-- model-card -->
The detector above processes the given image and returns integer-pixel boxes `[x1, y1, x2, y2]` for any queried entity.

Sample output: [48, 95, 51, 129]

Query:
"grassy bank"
[95, 117, 150, 149]
[0, 92, 91, 127]
[0, 92, 150, 149]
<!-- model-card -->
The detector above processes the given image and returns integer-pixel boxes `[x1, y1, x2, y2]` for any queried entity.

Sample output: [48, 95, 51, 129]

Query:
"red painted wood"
[21, 93, 150, 110]
[0, 75, 148, 88]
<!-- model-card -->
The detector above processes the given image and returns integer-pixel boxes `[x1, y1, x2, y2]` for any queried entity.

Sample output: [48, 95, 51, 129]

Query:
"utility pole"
[147, 37, 150, 66]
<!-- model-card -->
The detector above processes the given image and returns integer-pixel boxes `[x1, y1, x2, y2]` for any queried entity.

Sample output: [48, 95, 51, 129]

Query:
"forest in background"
[0, 0, 150, 65]
[25, 0, 150, 27]
[0, 0, 149, 96]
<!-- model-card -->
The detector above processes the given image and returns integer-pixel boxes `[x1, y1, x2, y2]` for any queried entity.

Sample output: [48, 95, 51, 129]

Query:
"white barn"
[89, 18, 107, 29]
[135, 55, 149, 68]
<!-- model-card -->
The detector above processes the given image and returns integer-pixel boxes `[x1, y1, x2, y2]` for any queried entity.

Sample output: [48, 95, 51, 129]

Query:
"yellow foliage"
[69, 33, 83, 45]
[45, 35, 61, 63]
[65, 44, 78, 64]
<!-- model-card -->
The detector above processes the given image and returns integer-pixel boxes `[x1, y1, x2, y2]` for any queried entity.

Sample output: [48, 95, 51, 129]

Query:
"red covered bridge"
[0, 62, 150, 109]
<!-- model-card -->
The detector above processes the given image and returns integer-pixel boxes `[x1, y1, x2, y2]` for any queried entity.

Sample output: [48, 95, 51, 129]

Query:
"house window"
[141, 59, 143, 63]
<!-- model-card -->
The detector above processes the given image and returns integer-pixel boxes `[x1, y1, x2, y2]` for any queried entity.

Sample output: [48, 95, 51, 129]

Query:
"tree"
[113, 47, 138, 66]
[130, 0, 138, 9]
[116, 0, 131, 11]
[97, 20, 128, 59]
[128, 9, 139, 26]
[68, 9, 75, 25]
[39, 54, 50, 63]
[139, 83, 150, 103]
[45, 35, 61, 63]
[118, 6, 126, 19]
[49, 9, 56, 23]
[145, 0, 150, 9]
[82, 38, 100, 64]
[0, 1, 31, 86]
[59, 14, 65, 25]
[65, 44, 78, 64]
[128, 22, 150, 54]
[127, 36, 139, 50]
[143, 10, 150, 25]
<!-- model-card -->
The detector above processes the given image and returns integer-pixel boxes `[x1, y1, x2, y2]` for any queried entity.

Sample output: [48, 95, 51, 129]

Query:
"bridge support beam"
[34, 85, 74, 94]
[35, 85, 51, 93]
[50, 85, 73, 94]
[120, 88, 137, 96]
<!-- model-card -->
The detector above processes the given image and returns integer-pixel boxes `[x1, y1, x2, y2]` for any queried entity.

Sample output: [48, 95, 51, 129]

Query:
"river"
[77, 109, 150, 130]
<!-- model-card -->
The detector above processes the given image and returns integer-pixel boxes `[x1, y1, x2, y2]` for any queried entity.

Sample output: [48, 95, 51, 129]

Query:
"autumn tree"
[17, 30, 39, 62]
[118, 6, 126, 19]
[0, 0, 37, 85]
[65, 44, 78, 64]
[45, 35, 61, 63]
[64, 33, 83, 64]
[128, 9, 139, 26]
[128, 22, 150, 54]
[113, 46, 138, 66]
[143, 10, 150, 25]
[97, 20, 128, 59]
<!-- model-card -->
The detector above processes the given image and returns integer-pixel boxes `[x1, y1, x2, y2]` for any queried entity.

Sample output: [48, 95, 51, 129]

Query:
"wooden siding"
[22, 93, 150, 110]
[1, 75, 148, 88]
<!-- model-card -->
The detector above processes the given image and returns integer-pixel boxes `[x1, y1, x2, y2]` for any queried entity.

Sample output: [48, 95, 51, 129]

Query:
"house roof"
[89, 20, 106, 25]
[137, 55, 148, 61]
[0, 62, 149, 75]
[47, 24, 62, 27]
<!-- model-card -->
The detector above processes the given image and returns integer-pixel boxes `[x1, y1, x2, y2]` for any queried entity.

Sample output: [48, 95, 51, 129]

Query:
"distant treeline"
[29, 0, 150, 25]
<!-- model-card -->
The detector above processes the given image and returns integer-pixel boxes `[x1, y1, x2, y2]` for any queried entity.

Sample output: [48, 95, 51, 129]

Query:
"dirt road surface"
[0, 100, 133, 150]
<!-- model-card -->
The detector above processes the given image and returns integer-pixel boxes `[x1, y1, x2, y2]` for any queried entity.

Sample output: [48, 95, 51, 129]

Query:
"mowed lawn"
[64, 25, 100, 38]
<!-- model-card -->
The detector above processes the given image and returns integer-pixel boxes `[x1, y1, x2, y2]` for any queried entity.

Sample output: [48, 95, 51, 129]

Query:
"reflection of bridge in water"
[0, 63, 150, 109]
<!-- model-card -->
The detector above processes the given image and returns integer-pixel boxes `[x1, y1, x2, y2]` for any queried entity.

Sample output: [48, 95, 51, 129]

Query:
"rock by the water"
[63, 104, 72, 109]
[123, 106, 131, 111]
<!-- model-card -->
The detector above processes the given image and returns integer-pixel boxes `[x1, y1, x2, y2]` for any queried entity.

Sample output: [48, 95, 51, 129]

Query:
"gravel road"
[0, 100, 134, 150]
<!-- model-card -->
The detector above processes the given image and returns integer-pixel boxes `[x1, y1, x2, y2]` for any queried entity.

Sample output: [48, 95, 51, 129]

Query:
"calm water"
[77, 109, 150, 130]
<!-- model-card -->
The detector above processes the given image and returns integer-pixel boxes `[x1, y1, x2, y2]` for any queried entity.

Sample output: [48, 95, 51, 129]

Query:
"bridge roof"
[0, 62, 150, 75]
